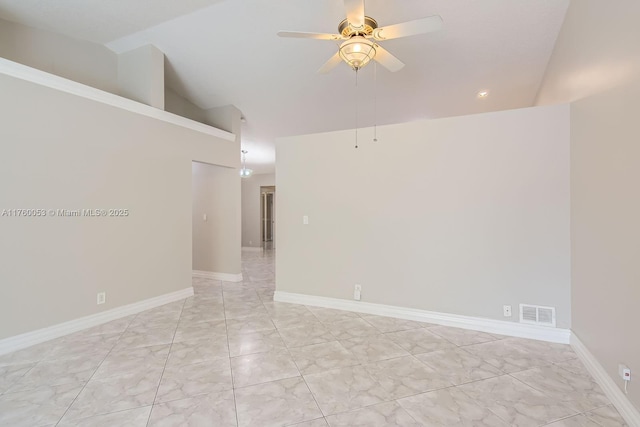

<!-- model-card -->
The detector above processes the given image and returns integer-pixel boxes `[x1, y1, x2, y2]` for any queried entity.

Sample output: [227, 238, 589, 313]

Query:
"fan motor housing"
[338, 16, 378, 37]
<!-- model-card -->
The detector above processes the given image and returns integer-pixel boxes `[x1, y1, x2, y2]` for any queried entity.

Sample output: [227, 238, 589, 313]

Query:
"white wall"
[0, 18, 118, 94]
[0, 70, 238, 340]
[192, 162, 242, 275]
[276, 104, 571, 327]
[536, 0, 640, 410]
[241, 173, 276, 248]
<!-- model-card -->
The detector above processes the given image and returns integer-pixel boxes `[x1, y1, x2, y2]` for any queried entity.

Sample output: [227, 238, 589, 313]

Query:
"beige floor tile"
[0, 382, 85, 427]
[270, 309, 320, 330]
[512, 364, 610, 412]
[462, 339, 554, 373]
[278, 323, 336, 348]
[0, 363, 36, 394]
[303, 365, 390, 416]
[308, 307, 361, 323]
[231, 349, 300, 388]
[148, 390, 236, 427]
[228, 329, 287, 357]
[58, 406, 151, 427]
[64, 369, 163, 421]
[363, 355, 452, 399]
[46, 333, 120, 361]
[93, 344, 170, 380]
[226, 315, 275, 335]
[291, 418, 329, 426]
[544, 414, 602, 427]
[114, 327, 175, 350]
[325, 401, 421, 426]
[384, 328, 456, 355]
[325, 318, 380, 340]
[504, 338, 576, 364]
[428, 325, 502, 346]
[155, 359, 232, 403]
[585, 404, 628, 427]
[339, 334, 409, 363]
[416, 347, 503, 385]
[166, 338, 229, 368]
[0, 341, 55, 367]
[179, 306, 225, 323]
[360, 315, 430, 333]
[173, 320, 227, 343]
[289, 341, 359, 375]
[8, 353, 104, 393]
[457, 375, 578, 426]
[235, 376, 322, 427]
[398, 387, 509, 426]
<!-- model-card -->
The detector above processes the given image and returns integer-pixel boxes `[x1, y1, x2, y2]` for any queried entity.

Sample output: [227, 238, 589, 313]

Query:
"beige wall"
[192, 162, 242, 274]
[0, 18, 118, 94]
[165, 87, 207, 124]
[118, 45, 165, 109]
[276, 104, 571, 327]
[241, 173, 276, 248]
[0, 72, 237, 340]
[537, 0, 640, 409]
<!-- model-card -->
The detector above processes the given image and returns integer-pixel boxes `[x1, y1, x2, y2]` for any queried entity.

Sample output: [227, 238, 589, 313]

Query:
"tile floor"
[0, 249, 629, 426]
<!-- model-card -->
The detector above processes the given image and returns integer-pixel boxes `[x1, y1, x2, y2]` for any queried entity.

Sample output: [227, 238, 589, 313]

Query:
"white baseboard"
[0, 287, 193, 356]
[242, 246, 264, 252]
[192, 270, 243, 282]
[274, 291, 571, 344]
[571, 334, 640, 426]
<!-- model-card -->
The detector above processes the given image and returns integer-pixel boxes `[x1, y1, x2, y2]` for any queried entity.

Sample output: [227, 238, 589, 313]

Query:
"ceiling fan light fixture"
[339, 36, 376, 70]
[239, 150, 253, 178]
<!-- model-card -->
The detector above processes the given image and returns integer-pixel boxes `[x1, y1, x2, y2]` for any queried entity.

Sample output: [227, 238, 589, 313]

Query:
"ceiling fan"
[277, 0, 443, 73]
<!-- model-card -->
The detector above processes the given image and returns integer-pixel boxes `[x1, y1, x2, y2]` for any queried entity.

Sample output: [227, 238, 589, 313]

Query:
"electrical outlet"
[619, 364, 631, 381]
[97, 292, 106, 305]
[354, 284, 361, 301]
[503, 305, 512, 317]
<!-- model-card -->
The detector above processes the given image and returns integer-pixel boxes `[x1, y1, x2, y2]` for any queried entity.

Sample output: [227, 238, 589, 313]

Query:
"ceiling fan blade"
[318, 52, 343, 74]
[373, 15, 443, 41]
[344, 0, 365, 28]
[277, 31, 342, 40]
[373, 45, 405, 72]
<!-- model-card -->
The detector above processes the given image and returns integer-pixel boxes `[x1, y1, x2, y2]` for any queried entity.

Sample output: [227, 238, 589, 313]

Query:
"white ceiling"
[0, 0, 570, 174]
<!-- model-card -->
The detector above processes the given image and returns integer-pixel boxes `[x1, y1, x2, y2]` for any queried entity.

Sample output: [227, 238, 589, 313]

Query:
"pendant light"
[239, 150, 253, 178]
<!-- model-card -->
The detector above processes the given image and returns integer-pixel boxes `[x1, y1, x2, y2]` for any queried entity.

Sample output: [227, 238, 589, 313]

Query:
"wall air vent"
[519, 304, 556, 327]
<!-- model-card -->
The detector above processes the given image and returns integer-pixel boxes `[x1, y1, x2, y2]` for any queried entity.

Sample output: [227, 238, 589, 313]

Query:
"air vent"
[519, 304, 556, 327]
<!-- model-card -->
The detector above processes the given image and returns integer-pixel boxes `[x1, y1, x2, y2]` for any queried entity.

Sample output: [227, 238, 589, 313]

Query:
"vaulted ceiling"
[0, 0, 570, 173]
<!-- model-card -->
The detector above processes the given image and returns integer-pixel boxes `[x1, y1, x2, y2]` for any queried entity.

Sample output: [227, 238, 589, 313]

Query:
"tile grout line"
[268, 298, 326, 423]
[144, 298, 187, 427]
[222, 280, 241, 427]
[52, 314, 137, 426]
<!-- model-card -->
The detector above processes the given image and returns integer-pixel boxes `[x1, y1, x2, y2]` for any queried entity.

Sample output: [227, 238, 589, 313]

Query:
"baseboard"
[274, 291, 571, 344]
[571, 333, 640, 425]
[242, 246, 264, 252]
[192, 270, 243, 282]
[0, 287, 194, 356]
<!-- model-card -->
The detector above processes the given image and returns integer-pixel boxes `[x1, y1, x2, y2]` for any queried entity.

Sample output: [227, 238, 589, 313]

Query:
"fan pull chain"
[373, 61, 378, 142]
[355, 68, 359, 149]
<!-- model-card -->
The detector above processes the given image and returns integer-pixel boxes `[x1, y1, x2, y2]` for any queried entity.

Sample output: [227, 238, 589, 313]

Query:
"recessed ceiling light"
[477, 91, 489, 98]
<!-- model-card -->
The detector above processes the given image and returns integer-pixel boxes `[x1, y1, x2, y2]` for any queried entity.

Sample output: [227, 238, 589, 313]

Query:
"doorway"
[261, 186, 275, 249]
